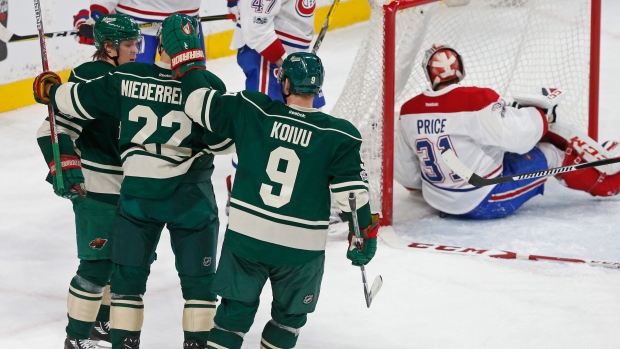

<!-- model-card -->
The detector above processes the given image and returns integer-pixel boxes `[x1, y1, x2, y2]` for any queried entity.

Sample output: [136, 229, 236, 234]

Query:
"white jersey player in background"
[227, 0, 325, 108]
[224, 0, 326, 217]
[395, 44, 620, 219]
[72, 0, 206, 64]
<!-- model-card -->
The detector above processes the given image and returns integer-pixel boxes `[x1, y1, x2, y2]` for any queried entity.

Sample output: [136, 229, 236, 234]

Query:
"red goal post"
[331, 0, 602, 226]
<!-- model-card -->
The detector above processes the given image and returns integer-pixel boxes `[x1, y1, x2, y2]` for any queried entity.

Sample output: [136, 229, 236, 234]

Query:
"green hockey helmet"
[93, 14, 143, 53]
[278, 52, 324, 95]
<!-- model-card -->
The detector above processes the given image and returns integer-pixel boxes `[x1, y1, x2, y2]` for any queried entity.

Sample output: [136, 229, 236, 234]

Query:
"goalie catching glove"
[49, 155, 87, 199]
[513, 87, 566, 123]
[33, 71, 61, 104]
[347, 213, 380, 266]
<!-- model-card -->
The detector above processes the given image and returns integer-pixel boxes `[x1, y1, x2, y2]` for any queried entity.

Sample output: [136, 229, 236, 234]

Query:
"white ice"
[2, 2, 620, 348]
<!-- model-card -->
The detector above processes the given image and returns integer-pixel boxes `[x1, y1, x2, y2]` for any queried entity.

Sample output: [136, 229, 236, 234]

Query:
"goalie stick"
[440, 148, 620, 187]
[33, 0, 64, 192]
[0, 22, 79, 43]
[78, 14, 231, 40]
[312, 0, 340, 54]
[348, 193, 383, 308]
[378, 227, 620, 270]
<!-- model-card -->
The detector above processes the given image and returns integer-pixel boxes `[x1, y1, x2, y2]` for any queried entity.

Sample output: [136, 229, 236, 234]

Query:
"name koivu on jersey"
[121, 80, 182, 105]
[270, 121, 312, 147]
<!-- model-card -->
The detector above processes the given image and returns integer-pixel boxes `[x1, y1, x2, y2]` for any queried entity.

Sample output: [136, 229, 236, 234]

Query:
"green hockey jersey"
[184, 86, 372, 266]
[37, 60, 123, 205]
[49, 61, 234, 200]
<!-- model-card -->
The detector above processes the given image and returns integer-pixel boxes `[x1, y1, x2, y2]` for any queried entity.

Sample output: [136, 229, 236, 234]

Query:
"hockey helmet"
[278, 52, 324, 95]
[94, 14, 143, 53]
[422, 44, 465, 90]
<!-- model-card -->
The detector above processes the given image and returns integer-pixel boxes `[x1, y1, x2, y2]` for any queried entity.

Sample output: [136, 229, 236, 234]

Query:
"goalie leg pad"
[536, 142, 565, 168]
[556, 151, 620, 197]
[546, 122, 620, 175]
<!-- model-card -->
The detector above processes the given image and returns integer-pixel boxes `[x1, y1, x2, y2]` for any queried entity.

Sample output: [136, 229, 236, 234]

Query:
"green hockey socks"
[66, 275, 105, 339]
[260, 320, 299, 349]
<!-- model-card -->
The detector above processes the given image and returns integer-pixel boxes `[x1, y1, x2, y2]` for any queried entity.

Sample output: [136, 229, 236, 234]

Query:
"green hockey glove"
[347, 213, 380, 266]
[159, 14, 205, 79]
[49, 154, 87, 199]
[33, 71, 61, 104]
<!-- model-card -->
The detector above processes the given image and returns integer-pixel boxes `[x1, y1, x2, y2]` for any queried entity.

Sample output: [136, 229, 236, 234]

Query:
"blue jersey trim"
[280, 39, 310, 49]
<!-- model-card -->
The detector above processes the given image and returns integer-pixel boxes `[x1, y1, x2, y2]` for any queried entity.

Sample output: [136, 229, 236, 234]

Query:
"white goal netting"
[331, 0, 596, 218]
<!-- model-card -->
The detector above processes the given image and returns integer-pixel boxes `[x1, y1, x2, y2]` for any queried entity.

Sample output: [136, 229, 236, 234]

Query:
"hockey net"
[331, 0, 601, 225]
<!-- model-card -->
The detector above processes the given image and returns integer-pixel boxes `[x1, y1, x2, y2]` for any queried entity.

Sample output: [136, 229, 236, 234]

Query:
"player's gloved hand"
[540, 87, 562, 123]
[513, 87, 566, 124]
[347, 213, 380, 266]
[73, 9, 95, 45]
[33, 71, 61, 104]
[227, 0, 240, 22]
[161, 14, 205, 79]
[89, 4, 111, 22]
[49, 155, 87, 199]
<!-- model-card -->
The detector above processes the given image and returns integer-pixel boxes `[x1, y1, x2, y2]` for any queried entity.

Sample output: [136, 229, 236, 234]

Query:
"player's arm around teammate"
[180, 52, 379, 349]
[35, 13, 233, 349]
[34, 14, 141, 349]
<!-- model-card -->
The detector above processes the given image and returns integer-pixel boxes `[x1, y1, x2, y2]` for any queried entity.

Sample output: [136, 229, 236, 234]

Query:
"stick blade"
[366, 275, 383, 308]
[0, 22, 14, 43]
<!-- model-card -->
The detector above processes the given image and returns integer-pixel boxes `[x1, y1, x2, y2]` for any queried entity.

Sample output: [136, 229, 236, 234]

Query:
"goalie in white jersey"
[395, 44, 620, 219]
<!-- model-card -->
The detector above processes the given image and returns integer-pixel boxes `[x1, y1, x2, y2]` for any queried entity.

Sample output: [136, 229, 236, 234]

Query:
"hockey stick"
[0, 22, 79, 43]
[33, 0, 64, 192]
[312, 0, 341, 54]
[440, 148, 620, 187]
[348, 193, 383, 308]
[78, 14, 232, 40]
[378, 227, 620, 270]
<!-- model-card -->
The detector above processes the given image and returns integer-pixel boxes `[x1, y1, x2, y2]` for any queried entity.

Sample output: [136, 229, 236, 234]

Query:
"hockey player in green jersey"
[35, 13, 142, 349]
[182, 52, 380, 349]
[34, 13, 234, 349]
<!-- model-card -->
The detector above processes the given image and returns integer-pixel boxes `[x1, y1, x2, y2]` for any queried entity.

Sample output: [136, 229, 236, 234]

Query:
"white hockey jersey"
[92, 0, 201, 34]
[230, 0, 316, 61]
[395, 84, 547, 215]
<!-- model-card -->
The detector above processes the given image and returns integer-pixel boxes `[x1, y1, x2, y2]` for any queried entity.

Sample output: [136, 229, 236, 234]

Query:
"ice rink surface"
[2, 2, 620, 348]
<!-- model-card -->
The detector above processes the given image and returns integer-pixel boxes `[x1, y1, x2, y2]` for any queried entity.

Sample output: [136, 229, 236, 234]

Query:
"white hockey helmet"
[422, 44, 465, 90]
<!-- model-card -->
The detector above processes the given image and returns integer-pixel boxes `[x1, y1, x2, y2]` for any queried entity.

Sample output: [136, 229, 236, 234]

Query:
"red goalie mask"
[422, 44, 465, 90]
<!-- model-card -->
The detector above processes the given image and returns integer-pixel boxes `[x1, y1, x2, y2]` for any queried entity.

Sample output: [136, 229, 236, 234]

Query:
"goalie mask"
[94, 14, 144, 54]
[422, 44, 465, 90]
[278, 52, 325, 96]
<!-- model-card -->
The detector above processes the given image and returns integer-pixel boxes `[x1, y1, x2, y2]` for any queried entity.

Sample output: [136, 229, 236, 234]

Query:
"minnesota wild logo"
[89, 238, 108, 250]
[302, 294, 314, 304]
